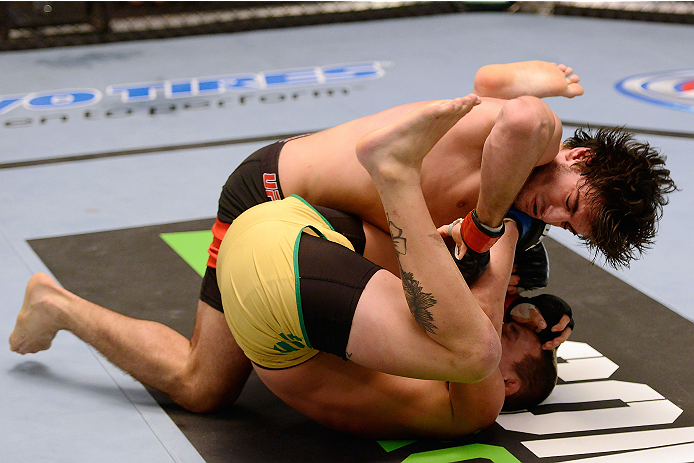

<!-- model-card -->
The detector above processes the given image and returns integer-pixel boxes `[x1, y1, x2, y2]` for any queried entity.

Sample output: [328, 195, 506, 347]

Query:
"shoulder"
[447, 370, 505, 436]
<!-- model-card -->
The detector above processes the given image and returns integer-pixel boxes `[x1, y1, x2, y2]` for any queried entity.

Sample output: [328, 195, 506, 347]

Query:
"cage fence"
[1, 1, 692, 51]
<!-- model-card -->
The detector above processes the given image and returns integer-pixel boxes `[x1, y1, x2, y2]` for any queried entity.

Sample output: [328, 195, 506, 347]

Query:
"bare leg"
[345, 95, 501, 383]
[473, 61, 584, 100]
[10, 273, 252, 413]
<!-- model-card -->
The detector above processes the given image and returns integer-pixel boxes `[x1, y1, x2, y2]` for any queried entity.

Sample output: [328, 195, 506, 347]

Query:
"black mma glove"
[451, 246, 491, 285]
[514, 242, 550, 293]
[450, 209, 504, 284]
[506, 294, 575, 344]
[505, 207, 551, 253]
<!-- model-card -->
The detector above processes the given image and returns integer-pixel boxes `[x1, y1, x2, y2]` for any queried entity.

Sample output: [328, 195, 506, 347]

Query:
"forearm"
[470, 221, 518, 334]
[475, 96, 558, 228]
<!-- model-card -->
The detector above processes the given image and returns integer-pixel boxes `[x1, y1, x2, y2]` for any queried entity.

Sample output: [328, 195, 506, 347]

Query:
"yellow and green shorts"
[217, 195, 382, 370]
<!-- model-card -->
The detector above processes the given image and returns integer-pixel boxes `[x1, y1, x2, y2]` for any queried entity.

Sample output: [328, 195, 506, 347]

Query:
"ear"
[504, 376, 521, 397]
[565, 147, 592, 162]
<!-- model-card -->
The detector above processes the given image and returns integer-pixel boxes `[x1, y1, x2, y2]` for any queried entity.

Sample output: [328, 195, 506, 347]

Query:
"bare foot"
[356, 94, 480, 181]
[10, 273, 68, 354]
[473, 61, 584, 99]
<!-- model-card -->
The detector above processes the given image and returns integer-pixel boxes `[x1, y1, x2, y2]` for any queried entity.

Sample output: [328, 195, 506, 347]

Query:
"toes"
[9, 332, 20, 352]
[567, 83, 585, 97]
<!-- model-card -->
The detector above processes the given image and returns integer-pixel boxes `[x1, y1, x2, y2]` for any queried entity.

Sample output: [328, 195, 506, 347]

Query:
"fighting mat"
[28, 220, 694, 463]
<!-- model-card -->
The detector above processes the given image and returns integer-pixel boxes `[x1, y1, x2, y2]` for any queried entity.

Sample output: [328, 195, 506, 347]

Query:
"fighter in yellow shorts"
[217, 194, 380, 370]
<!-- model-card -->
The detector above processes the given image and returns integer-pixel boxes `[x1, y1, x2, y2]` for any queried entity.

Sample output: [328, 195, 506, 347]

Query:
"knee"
[479, 338, 503, 382]
[464, 329, 503, 384]
[173, 380, 237, 414]
[498, 96, 555, 142]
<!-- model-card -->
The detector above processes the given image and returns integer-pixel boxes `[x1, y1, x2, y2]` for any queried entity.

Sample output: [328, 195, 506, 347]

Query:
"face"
[498, 322, 542, 378]
[513, 148, 597, 237]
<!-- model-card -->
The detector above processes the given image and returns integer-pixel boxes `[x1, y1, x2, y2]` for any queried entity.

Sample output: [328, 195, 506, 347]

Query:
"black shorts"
[296, 233, 381, 360]
[200, 141, 376, 359]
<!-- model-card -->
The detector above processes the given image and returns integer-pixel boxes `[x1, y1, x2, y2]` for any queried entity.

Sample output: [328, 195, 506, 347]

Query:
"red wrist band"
[461, 209, 504, 253]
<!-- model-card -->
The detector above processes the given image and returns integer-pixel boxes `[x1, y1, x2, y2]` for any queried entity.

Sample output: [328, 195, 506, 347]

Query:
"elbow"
[455, 326, 502, 384]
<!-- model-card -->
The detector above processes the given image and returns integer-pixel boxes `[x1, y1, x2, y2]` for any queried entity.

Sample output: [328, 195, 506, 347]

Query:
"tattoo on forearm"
[387, 216, 438, 333]
[401, 269, 438, 334]
[388, 219, 407, 256]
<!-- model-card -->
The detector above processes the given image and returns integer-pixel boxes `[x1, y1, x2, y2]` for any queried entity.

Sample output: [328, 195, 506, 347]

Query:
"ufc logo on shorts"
[263, 173, 280, 201]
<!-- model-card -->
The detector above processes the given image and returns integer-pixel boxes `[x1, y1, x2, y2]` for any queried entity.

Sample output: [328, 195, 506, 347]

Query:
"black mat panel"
[542, 238, 694, 411]
[29, 224, 694, 462]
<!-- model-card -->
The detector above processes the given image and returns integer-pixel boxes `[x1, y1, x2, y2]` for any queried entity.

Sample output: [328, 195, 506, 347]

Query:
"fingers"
[437, 224, 450, 238]
[455, 241, 468, 259]
[437, 218, 462, 238]
[552, 314, 571, 332]
[509, 305, 546, 331]
[542, 315, 573, 350]
[528, 307, 547, 331]
[507, 275, 521, 295]
[542, 327, 572, 351]
[439, 219, 467, 259]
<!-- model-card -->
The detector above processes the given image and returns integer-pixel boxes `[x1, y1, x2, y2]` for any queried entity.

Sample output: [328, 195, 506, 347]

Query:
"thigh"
[298, 234, 476, 382]
[347, 269, 487, 383]
[297, 233, 380, 359]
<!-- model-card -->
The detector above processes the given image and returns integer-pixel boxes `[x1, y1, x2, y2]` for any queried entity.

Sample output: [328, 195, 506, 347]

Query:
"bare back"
[279, 98, 506, 231]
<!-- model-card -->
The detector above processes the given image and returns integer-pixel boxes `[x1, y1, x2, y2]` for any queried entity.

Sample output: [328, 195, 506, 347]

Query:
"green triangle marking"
[377, 440, 417, 452]
[160, 230, 213, 277]
[401, 443, 521, 462]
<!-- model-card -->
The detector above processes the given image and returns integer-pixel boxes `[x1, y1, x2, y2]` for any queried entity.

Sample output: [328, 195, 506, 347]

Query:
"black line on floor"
[3, 122, 692, 170]
[0, 131, 313, 170]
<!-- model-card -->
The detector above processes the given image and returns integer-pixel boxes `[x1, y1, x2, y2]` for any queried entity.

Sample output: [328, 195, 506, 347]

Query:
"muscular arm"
[468, 63, 576, 229]
[474, 96, 562, 229]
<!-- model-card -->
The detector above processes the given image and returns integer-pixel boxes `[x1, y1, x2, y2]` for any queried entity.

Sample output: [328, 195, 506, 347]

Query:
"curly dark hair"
[502, 348, 557, 412]
[564, 127, 677, 268]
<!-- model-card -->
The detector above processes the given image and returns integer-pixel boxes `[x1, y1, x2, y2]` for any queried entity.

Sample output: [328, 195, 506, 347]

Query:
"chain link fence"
[1, 1, 692, 52]
[515, 1, 694, 23]
[0, 1, 492, 51]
